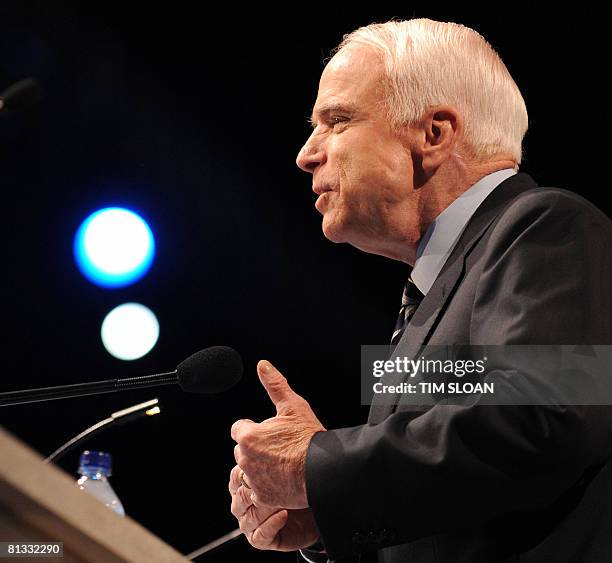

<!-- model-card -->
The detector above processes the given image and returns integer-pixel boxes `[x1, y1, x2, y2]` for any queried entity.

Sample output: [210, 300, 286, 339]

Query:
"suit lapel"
[367, 173, 539, 424]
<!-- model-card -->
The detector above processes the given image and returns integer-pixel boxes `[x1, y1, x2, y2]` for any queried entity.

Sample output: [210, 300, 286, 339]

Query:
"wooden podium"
[0, 427, 190, 562]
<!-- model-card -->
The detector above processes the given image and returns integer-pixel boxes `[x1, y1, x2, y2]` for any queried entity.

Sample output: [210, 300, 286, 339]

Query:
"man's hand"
[229, 465, 321, 551]
[231, 360, 326, 508]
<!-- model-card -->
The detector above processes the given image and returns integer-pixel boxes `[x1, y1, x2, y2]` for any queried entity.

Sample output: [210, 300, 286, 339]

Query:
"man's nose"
[296, 137, 325, 173]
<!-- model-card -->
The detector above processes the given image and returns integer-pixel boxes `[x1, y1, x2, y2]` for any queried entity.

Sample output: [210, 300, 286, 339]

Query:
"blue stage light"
[74, 207, 155, 288]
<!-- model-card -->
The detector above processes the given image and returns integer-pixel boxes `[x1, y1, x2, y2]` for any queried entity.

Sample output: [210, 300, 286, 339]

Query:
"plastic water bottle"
[76, 450, 125, 516]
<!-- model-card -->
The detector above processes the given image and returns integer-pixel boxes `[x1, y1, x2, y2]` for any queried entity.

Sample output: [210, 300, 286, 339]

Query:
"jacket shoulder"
[499, 186, 611, 224]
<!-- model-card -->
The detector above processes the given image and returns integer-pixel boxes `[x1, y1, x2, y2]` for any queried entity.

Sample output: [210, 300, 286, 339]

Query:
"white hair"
[336, 19, 528, 164]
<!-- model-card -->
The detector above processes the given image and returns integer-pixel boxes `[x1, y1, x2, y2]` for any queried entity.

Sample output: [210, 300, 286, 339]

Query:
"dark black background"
[1, 4, 608, 561]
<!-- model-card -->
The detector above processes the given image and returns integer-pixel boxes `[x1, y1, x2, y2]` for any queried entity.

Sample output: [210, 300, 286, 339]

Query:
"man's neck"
[419, 157, 517, 234]
[386, 158, 517, 265]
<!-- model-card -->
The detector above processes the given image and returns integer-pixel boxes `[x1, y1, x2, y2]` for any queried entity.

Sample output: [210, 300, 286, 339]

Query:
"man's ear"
[420, 106, 463, 173]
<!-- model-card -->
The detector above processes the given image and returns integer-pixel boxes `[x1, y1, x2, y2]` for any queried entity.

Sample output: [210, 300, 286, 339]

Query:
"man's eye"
[330, 116, 348, 127]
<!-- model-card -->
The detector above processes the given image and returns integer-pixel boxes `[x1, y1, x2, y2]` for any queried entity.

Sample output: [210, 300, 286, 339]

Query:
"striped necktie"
[391, 276, 425, 345]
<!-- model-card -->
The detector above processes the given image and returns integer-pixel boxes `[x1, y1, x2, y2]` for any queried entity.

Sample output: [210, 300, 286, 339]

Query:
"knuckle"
[240, 432, 256, 449]
[238, 486, 251, 505]
[230, 496, 240, 516]
[228, 471, 238, 492]
[271, 379, 288, 394]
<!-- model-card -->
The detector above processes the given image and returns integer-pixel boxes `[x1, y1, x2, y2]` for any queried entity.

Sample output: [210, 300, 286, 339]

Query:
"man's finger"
[233, 444, 243, 466]
[231, 484, 255, 518]
[231, 418, 256, 442]
[257, 360, 299, 412]
[238, 502, 278, 534]
[250, 509, 288, 549]
[228, 465, 242, 495]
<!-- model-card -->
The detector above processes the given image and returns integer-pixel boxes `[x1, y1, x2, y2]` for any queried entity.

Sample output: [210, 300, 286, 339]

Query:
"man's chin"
[321, 216, 346, 243]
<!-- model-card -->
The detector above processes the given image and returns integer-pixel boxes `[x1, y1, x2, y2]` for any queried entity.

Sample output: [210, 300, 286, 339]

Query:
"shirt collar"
[411, 168, 517, 295]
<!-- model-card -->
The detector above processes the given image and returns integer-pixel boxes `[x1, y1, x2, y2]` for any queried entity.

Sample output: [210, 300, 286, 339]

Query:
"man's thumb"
[257, 360, 297, 411]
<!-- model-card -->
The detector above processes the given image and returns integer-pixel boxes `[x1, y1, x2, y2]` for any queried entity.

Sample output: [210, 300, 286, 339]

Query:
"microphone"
[0, 346, 243, 407]
[0, 78, 43, 113]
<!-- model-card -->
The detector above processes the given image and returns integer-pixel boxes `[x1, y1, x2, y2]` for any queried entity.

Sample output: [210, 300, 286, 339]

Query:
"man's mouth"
[313, 185, 332, 196]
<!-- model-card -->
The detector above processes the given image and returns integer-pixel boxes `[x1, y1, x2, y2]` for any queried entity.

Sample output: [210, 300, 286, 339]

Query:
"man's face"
[296, 45, 422, 257]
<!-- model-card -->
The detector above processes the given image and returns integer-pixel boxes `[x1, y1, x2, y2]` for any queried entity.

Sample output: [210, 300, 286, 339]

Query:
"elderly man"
[229, 19, 612, 562]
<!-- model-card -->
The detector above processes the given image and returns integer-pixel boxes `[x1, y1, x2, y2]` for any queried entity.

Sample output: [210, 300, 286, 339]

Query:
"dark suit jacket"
[305, 173, 612, 562]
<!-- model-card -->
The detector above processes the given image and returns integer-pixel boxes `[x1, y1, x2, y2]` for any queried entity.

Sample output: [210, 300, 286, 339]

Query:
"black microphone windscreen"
[176, 346, 243, 394]
[0, 78, 42, 111]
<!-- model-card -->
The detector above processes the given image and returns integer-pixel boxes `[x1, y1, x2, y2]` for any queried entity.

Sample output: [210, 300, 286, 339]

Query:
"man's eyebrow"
[309, 103, 357, 125]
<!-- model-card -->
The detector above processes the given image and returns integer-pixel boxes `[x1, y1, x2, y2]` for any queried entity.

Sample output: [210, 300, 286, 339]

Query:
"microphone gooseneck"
[0, 78, 42, 112]
[115, 371, 179, 390]
[0, 346, 243, 407]
[0, 371, 178, 407]
[44, 398, 161, 464]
